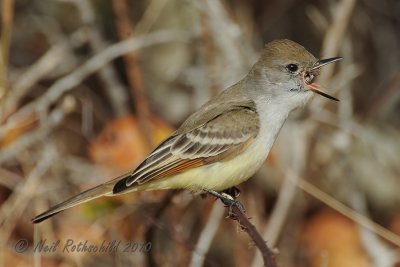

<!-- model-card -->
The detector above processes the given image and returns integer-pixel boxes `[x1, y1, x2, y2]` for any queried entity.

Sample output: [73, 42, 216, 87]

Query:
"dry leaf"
[89, 115, 173, 172]
[302, 211, 372, 267]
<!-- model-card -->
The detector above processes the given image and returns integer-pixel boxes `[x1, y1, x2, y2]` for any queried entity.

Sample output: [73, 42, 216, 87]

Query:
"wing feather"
[119, 104, 260, 191]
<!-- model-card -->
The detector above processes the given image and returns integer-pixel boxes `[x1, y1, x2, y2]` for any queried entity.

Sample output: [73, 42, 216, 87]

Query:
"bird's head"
[249, 39, 342, 107]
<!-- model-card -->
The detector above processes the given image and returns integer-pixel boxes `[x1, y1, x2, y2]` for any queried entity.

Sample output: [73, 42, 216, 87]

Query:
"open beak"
[307, 57, 343, 101]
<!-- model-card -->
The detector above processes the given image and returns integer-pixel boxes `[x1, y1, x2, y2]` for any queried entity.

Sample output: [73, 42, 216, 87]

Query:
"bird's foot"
[206, 189, 246, 216]
[222, 186, 241, 199]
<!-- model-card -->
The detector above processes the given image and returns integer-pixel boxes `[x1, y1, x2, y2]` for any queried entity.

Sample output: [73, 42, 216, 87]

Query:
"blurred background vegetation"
[1, 0, 400, 266]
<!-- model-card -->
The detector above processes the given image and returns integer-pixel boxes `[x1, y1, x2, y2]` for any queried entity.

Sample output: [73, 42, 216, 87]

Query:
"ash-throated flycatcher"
[32, 39, 341, 223]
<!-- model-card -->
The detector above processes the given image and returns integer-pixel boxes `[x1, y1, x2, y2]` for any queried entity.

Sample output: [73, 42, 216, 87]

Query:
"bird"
[32, 39, 341, 223]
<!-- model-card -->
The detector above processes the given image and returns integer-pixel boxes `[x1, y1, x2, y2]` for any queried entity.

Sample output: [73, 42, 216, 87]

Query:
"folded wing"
[113, 104, 260, 194]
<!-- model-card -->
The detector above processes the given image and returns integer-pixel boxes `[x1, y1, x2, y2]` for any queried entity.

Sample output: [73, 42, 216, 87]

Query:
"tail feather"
[32, 181, 115, 224]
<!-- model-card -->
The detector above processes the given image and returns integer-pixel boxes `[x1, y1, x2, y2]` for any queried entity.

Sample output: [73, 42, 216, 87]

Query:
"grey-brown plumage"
[32, 39, 341, 224]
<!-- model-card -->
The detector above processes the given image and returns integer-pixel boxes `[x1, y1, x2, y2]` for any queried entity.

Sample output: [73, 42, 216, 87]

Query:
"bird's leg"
[205, 189, 246, 215]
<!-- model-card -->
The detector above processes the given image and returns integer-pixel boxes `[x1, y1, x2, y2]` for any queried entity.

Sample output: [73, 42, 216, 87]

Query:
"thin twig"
[3, 44, 69, 117]
[0, 145, 56, 243]
[70, 0, 129, 116]
[0, 96, 76, 163]
[0, 0, 14, 92]
[294, 176, 400, 248]
[0, 29, 195, 138]
[351, 192, 399, 267]
[309, 0, 357, 114]
[200, 13, 218, 97]
[144, 191, 177, 267]
[251, 123, 309, 267]
[134, 0, 169, 34]
[251, 171, 297, 267]
[112, 0, 152, 148]
[2, 27, 90, 120]
[196, 0, 257, 88]
[0, 167, 23, 189]
[201, 0, 255, 68]
[189, 202, 225, 267]
[362, 73, 400, 122]
[227, 203, 277, 267]
[318, 0, 357, 84]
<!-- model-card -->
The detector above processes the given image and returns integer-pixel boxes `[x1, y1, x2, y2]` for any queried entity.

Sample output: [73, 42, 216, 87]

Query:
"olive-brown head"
[250, 39, 342, 102]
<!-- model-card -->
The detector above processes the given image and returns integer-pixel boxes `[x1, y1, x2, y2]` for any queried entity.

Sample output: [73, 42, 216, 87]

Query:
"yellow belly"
[134, 138, 268, 192]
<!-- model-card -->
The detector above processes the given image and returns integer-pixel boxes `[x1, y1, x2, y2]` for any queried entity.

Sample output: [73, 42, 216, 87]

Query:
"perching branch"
[227, 202, 277, 267]
[206, 189, 277, 266]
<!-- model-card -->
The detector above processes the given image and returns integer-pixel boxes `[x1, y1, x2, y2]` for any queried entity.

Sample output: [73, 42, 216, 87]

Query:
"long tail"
[32, 174, 131, 224]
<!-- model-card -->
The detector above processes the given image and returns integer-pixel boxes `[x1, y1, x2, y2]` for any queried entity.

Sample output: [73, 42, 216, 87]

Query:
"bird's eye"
[286, 64, 299, 73]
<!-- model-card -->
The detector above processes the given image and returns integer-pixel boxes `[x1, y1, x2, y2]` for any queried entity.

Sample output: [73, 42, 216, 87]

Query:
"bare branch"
[0, 0, 14, 92]
[70, 0, 129, 116]
[3, 44, 69, 116]
[227, 203, 277, 267]
[0, 29, 196, 138]
[295, 176, 400, 247]
[112, 0, 152, 148]
[0, 96, 76, 163]
[351, 192, 399, 267]
[252, 123, 309, 267]
[0, 145, 56, 243]
[190, 202, 225, 267]
[318, 0, 357, 84]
